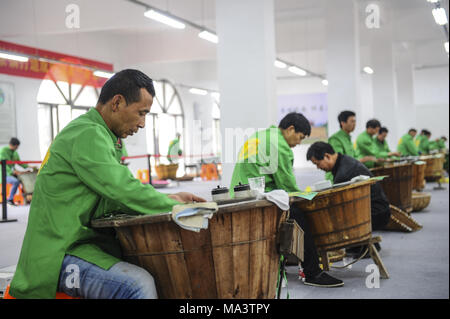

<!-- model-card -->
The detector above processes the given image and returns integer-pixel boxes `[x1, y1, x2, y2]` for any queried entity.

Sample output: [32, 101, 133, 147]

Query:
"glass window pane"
[72, 108, 88, 120]
[165, 84, 174, 109]
[37, 80, 67, 104]
[55, 81, 70, 102]
[74, 85, 98, 107]
[71, 83, 82, 101]
[168, 98, 182, 115]
[154, 81, 164, 111]
[146, 114, 155, 155]
[158, 113, 176, 163]
[151, 97, 163, 114]
[37, 104, 52, 159]
[52, 106, 58, 137]
[57, 104, 72, 132]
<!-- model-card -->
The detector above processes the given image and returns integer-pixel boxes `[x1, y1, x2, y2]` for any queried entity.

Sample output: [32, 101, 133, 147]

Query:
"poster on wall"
[0, 81, 16, 145]
[278, 92, 328, 142]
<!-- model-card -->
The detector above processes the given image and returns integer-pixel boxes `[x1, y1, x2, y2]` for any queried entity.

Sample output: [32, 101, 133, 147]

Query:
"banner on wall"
[0, 40, 113, 88]
[278, 93, 328, 141]
[0, 81, 16, 144]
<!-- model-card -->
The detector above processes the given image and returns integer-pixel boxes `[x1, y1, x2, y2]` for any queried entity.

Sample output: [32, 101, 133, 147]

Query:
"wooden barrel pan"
[421, 155, 445, 182]
[370, 163, 413, 213]
[91, 200, 286, 299]
[412, 192, 431, 212]
[412, 162, 426, 191]
[295, 180, 374, 253]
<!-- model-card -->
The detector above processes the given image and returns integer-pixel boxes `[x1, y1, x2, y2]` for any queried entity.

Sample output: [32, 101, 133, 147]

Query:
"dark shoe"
[303, 272, 344, 288]
[7, 200, 17, 206]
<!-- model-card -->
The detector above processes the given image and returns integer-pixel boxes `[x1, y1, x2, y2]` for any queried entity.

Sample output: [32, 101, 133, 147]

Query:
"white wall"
[0, 74, 41, 162]
[413, 66, 449, 140]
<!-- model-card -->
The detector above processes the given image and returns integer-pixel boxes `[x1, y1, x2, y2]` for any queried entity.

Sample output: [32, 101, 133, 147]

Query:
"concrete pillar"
[325, 0, 363, 135]
[216, 0, 277, 186]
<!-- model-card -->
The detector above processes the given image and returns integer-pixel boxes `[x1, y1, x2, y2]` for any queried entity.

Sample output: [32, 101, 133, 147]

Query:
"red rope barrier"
[4, 160, 42, 165]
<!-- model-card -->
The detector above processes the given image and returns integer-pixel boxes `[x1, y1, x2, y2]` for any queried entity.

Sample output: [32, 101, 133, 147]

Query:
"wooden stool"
[319, 236, 389, 279]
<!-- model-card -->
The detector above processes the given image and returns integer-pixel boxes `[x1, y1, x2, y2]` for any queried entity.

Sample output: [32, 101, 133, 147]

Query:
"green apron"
[355, 131, 377, 168]
[10, 108, 179, 299]
[229, 126, 300, 197]
[397, 133, 419, 156]
[0, 146, 28, 180]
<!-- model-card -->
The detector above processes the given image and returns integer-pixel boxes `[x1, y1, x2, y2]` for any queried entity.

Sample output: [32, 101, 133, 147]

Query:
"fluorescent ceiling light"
[363, 66, 374, 74]
[427, 0, 439, 3]
[144, 9, 186, 29]
[0, 52, 29, 62]
[93, 70, 115, 78]
[432, 8, 448, 25]
[189, 88, 208, 95]
[274, 60, 287, 68]
[288, 66, 307, 76]
[198, 30, 218, 44]
[445, 42, 449, 54]
[321, 79, 329, 86]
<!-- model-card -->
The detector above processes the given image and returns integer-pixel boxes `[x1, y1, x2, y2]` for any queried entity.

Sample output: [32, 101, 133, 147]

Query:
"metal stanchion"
[147, 154, 152, 185]
[1, 160, 18, 223]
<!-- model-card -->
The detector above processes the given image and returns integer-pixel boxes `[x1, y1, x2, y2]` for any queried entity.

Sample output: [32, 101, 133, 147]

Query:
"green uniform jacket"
[229, 126, 300, 197]
[328, 129, 355, 158]
[416, 135, 430, 154]
[430, 139, 447, 152]
[167, 138, 181, 163]
[397, 134, 419, 156]
[373, 138, 390, 159]
[326, 129, 356, 181]
[0, 146, 28, 180]
[355, 131, 377, 168]
[10, 108, 179, 299]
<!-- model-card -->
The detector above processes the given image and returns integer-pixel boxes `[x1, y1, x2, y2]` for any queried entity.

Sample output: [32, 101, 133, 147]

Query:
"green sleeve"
[328, 136, 345, 154]
[13, 151, 28, 169]
[357, 135, 377, 157]
[71, 127, 179, 215]
[271, 146, 300, 193]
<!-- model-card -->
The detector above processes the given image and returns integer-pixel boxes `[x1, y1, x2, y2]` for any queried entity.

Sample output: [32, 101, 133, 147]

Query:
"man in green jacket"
[355, 119, 384, 168]
[397, 129, 419, 156]
[328, 111, 357, 158]
[230, 112, 344, 288]
[167, 132, 182, 163]
[374, 127, 401, 159]
[416, 129, 432, 155]
[430, 136, 447, 152]
[0, 138, 36, 205]
[10, 69, 205, 299]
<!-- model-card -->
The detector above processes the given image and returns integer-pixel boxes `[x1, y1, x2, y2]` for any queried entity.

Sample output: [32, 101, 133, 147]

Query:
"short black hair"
[379, 127, 388, 134]
[279, 112, 311, 136]
[98, 69, 156, 105]
[9, 138, 20, 146]
[408, 128, 417, 134]
[338, 111, 356, 128]
[366, 119, 381, 129]
[306, 142, 336, 161]
[441, 136, 447, 141]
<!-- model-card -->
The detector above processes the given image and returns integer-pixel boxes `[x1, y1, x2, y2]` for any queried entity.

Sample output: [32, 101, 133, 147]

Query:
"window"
[37, 79, 98, 158]
[146, 80, 185, 175]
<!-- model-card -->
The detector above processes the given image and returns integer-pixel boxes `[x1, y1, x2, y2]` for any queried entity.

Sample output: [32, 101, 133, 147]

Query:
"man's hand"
[388, 152, 401, 157]
[168, 192, 206, 203]
[360, 156, 377, 163]
[376, 158, 385, 163]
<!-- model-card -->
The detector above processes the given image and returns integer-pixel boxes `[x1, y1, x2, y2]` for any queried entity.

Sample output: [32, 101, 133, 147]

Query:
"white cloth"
[350, 175, 370, 183]
[171, 202, 218, 232]
[259, 189, 290, 211]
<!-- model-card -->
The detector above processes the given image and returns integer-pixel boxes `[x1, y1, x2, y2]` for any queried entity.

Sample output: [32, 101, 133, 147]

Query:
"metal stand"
[1, 160, 18, 223]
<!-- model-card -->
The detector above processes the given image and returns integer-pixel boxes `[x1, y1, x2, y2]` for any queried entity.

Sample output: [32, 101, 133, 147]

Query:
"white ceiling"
[0, 0, 448, 77]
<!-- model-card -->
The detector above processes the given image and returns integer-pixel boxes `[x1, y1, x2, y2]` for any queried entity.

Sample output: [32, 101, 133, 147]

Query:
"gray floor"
[0, 168, 448, 298]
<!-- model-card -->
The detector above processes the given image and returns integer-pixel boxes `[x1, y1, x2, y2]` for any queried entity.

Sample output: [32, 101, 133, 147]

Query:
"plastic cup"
[248, 176, 265, 197]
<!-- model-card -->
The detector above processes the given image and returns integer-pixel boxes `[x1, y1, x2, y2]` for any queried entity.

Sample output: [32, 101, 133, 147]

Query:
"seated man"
[355, 119, 385, 168]
[397, 128, 419, 156]
[416, 129, 432, 155]
[230, 112, 343, 288]
[374, 127, 401, 159]
[0, 137, 36, 206]
[307, 142, 391, 232]
[9, 69, 205, 299]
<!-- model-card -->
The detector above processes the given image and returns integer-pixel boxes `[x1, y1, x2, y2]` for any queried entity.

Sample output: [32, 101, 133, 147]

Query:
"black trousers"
[289, 205, 322, 278]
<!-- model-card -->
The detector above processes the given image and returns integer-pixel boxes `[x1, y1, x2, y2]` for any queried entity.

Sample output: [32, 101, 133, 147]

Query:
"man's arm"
[405, 137, 419, 156]
[328, 136, 345, 154]
[71, 127, 184, 215]
[271, 147, 301, 193]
